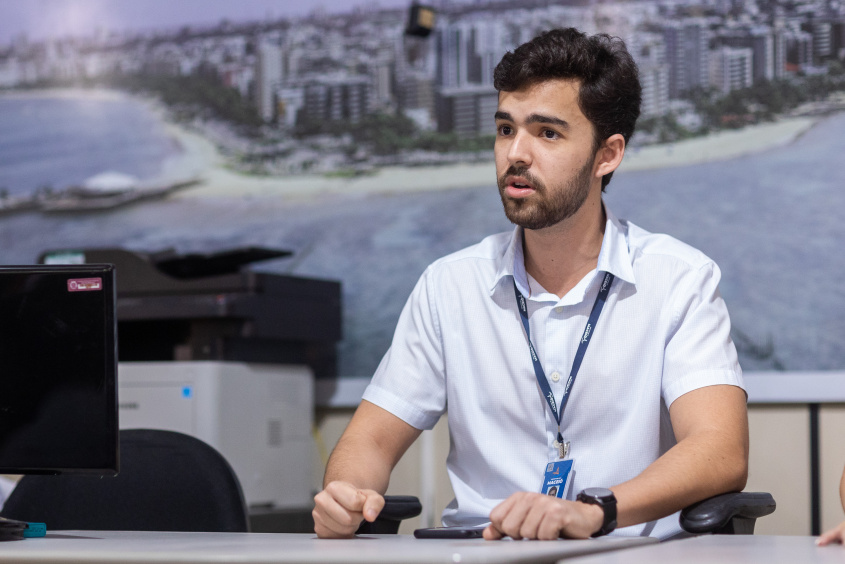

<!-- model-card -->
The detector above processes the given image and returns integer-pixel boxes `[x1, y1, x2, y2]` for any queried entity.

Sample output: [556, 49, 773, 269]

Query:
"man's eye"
[542, 129, 558, 139]
[498, 125, 512, 135]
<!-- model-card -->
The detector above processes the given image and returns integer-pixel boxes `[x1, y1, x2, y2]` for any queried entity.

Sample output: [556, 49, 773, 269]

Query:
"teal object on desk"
[23, 523, 45, 538]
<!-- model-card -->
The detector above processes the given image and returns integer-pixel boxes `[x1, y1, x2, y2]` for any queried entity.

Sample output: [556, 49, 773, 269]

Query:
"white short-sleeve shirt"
[363, 205, 744, 539]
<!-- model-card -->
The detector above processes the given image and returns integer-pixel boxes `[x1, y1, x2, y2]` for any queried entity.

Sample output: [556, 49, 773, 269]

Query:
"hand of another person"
[817, 520, 845, 546]
[483, 492, 604, 540]
[313, 481, 385, 538]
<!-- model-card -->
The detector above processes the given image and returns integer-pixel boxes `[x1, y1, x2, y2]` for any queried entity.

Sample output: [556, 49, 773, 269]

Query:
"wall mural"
[1, 0, 843, 379]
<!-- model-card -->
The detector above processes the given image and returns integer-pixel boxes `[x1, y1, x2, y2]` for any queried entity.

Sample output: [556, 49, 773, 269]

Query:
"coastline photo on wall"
[0, 0, 844, 380]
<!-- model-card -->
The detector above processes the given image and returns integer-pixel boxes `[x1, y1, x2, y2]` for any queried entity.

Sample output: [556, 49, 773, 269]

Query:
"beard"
[497, 160, 594, 231]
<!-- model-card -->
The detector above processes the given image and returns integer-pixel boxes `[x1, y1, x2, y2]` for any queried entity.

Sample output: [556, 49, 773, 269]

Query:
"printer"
[41, 247, 342, 510]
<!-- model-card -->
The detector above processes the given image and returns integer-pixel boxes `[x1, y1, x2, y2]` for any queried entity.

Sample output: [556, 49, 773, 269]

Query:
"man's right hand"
[313, 481, 386, 538]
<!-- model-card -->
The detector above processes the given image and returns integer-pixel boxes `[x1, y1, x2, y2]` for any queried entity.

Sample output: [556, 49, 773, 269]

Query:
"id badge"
[540, 459, 573, 499]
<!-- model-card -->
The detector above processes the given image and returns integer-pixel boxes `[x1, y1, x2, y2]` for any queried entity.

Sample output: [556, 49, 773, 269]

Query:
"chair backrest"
[0, 429, 249, 532]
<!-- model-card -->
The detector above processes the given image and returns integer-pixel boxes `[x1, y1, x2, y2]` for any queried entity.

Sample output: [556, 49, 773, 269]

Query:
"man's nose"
[507, 131, 532, 168]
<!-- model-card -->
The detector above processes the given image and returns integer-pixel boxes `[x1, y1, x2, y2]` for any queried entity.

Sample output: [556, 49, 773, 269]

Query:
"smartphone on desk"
[413, 526, 486, 539]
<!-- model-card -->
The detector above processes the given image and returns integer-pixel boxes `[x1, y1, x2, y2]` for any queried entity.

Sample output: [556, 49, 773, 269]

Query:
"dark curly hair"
[494, 28, 642, 189]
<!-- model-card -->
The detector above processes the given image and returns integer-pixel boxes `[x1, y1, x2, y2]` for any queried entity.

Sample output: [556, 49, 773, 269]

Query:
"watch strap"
[576, 488, 617, 537]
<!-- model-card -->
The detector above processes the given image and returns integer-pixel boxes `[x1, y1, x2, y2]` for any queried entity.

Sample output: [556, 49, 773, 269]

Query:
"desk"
[564, 535, 845, 564]
[0, 531, 655, 564]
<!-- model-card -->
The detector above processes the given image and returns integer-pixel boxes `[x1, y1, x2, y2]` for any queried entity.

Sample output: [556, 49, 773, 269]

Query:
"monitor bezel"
[0, 264, 119, 475]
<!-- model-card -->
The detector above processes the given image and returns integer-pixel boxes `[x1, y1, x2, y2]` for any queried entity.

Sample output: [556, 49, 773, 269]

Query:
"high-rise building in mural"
[255, 42, 283, 122]
[434, 16, 504, 136]
[785, 29, 814, 70]
[435, 17, 505, 89]
[718, 26, 777, 82]
[664, 20, 710, 99]
[299, 76, 372, 124]
[633, 34, 671, 118]
[710, 45, 754, 93]
[806, 19, 833, 60]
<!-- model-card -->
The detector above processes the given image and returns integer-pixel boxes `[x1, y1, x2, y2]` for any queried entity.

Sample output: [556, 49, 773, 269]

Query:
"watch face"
[582, 487, 614, 500]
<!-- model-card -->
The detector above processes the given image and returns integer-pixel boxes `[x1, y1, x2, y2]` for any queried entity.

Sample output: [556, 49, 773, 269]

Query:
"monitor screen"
[0, 265, 118, 474]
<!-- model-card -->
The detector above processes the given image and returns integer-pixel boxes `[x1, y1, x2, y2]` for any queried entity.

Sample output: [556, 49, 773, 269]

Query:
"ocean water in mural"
[0, 94, 178, 195]
[606, 113, 845, 374]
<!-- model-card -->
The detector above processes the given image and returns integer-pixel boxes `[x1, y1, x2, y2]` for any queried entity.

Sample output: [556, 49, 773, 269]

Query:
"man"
[313, 27, 748, 541]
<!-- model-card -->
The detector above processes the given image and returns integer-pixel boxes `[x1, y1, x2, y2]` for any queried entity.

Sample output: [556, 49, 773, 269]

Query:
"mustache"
[498, 166, 545, 193]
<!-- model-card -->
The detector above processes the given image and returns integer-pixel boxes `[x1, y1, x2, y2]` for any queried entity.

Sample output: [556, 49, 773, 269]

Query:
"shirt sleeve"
[362, 265, 447, 430]
[661, 261, 745, 408]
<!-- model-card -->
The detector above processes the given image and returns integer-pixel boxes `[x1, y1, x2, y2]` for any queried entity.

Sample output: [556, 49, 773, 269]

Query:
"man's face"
[494, 79, 601, 231]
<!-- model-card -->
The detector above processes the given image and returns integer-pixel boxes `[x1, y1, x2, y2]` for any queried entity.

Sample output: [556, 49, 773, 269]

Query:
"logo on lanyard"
[546, 390, 557, 413]
[529, 342, 539, 362]
[581, 323, 593, 343]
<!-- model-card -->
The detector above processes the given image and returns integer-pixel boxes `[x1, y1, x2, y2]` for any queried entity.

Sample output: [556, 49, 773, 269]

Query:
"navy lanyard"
[513, 271, 614, 457]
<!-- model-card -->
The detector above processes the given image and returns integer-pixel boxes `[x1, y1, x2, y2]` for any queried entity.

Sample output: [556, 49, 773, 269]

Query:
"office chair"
[359, 491, 775, 535]
[0, 429, 250, 532]
[679, 491, 776, 534]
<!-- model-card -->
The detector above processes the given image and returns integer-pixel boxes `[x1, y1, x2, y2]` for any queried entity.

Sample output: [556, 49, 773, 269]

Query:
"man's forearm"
[322, 400, 422, 491]
[610, 385, 749, 529]
[610, 430, 747, 527]
[323, 432, 393, 493]
[313, 402, 422, 538]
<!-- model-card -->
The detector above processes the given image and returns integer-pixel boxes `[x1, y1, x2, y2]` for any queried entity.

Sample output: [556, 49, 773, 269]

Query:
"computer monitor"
[0, 265, 118, 475]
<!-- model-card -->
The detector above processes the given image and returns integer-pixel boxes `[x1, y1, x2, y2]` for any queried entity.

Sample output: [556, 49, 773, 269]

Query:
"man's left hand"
[483, 492, 604, 540]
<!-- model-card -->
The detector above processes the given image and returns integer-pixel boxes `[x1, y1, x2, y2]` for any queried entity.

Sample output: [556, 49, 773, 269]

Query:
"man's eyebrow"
[525, 113, 570, 129]
[493, 111, 570, 130]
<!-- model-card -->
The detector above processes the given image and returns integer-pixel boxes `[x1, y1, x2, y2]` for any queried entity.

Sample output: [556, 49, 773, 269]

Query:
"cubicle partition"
[744, 372, 845, 536]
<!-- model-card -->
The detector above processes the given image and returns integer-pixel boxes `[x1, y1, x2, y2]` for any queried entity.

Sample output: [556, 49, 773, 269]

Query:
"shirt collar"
[491, 202, 637, 296]
[598, 205, 637, 286]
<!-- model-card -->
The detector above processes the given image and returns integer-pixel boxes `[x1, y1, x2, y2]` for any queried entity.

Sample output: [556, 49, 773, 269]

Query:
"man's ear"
[594, 134, 626, 178]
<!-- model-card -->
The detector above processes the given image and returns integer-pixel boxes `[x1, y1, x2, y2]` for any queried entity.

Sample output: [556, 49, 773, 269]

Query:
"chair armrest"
[355, 495, 422, 535]
[680, 492, 776, 535]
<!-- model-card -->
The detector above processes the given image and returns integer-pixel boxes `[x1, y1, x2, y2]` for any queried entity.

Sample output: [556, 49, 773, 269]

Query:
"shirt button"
[554, 306, 563, 314]
[550, 372, 561, 382]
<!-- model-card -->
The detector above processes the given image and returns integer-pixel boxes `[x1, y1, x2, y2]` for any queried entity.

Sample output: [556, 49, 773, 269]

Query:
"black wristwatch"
[576, 487, 617, 537]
